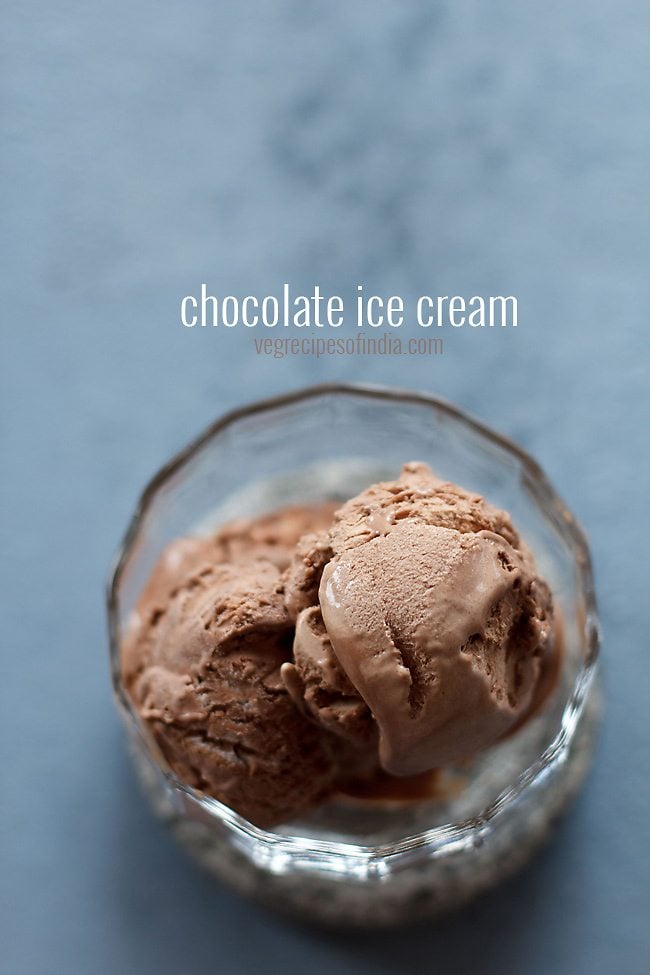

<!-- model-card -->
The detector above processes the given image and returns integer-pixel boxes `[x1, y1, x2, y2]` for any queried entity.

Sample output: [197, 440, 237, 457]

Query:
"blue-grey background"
[3, 2, 649, 974]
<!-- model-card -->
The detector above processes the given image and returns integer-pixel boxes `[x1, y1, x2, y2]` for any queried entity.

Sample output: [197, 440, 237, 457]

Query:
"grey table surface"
[3, 3, 649, 974]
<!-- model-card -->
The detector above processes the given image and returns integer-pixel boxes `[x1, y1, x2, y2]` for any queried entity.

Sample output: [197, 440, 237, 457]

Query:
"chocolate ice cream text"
[180, 285, 518, 330]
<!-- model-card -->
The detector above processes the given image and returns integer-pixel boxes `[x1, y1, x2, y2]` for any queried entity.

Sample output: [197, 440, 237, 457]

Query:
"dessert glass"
[108, 384, 601, 927]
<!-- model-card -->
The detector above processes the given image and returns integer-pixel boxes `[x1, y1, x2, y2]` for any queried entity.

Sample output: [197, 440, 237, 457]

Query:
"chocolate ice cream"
[120, 504, 364, 827]
[123, 466, 556, 827]
[283, 463, 554, 774]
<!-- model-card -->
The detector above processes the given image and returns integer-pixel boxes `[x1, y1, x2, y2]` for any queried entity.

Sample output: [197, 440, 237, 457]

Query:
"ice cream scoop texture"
[123, 464, 554, 826]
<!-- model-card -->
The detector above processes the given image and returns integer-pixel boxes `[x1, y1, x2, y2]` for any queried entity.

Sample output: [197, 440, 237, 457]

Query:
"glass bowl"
[107, 384, 601, 927]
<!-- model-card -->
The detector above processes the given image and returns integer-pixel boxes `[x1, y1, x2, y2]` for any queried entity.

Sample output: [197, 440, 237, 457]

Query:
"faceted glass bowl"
[108, 384, 601, 926]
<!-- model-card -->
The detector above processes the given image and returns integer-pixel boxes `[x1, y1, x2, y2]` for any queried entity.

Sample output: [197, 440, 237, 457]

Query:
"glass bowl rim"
[107, 382, 599, 871]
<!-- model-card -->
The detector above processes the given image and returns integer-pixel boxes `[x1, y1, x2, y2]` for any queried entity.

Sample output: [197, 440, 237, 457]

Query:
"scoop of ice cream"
[122, 503, 362, 828]
[320, 522, 551, 773]
[121, 503, 337, 691]
[283, 463, 554, 775]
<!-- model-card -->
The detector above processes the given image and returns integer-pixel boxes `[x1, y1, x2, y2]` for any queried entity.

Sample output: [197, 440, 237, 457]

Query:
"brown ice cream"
[284, 463, 553, 775]
[120, 504, 367, 828]
[123, 465, 556, 827]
